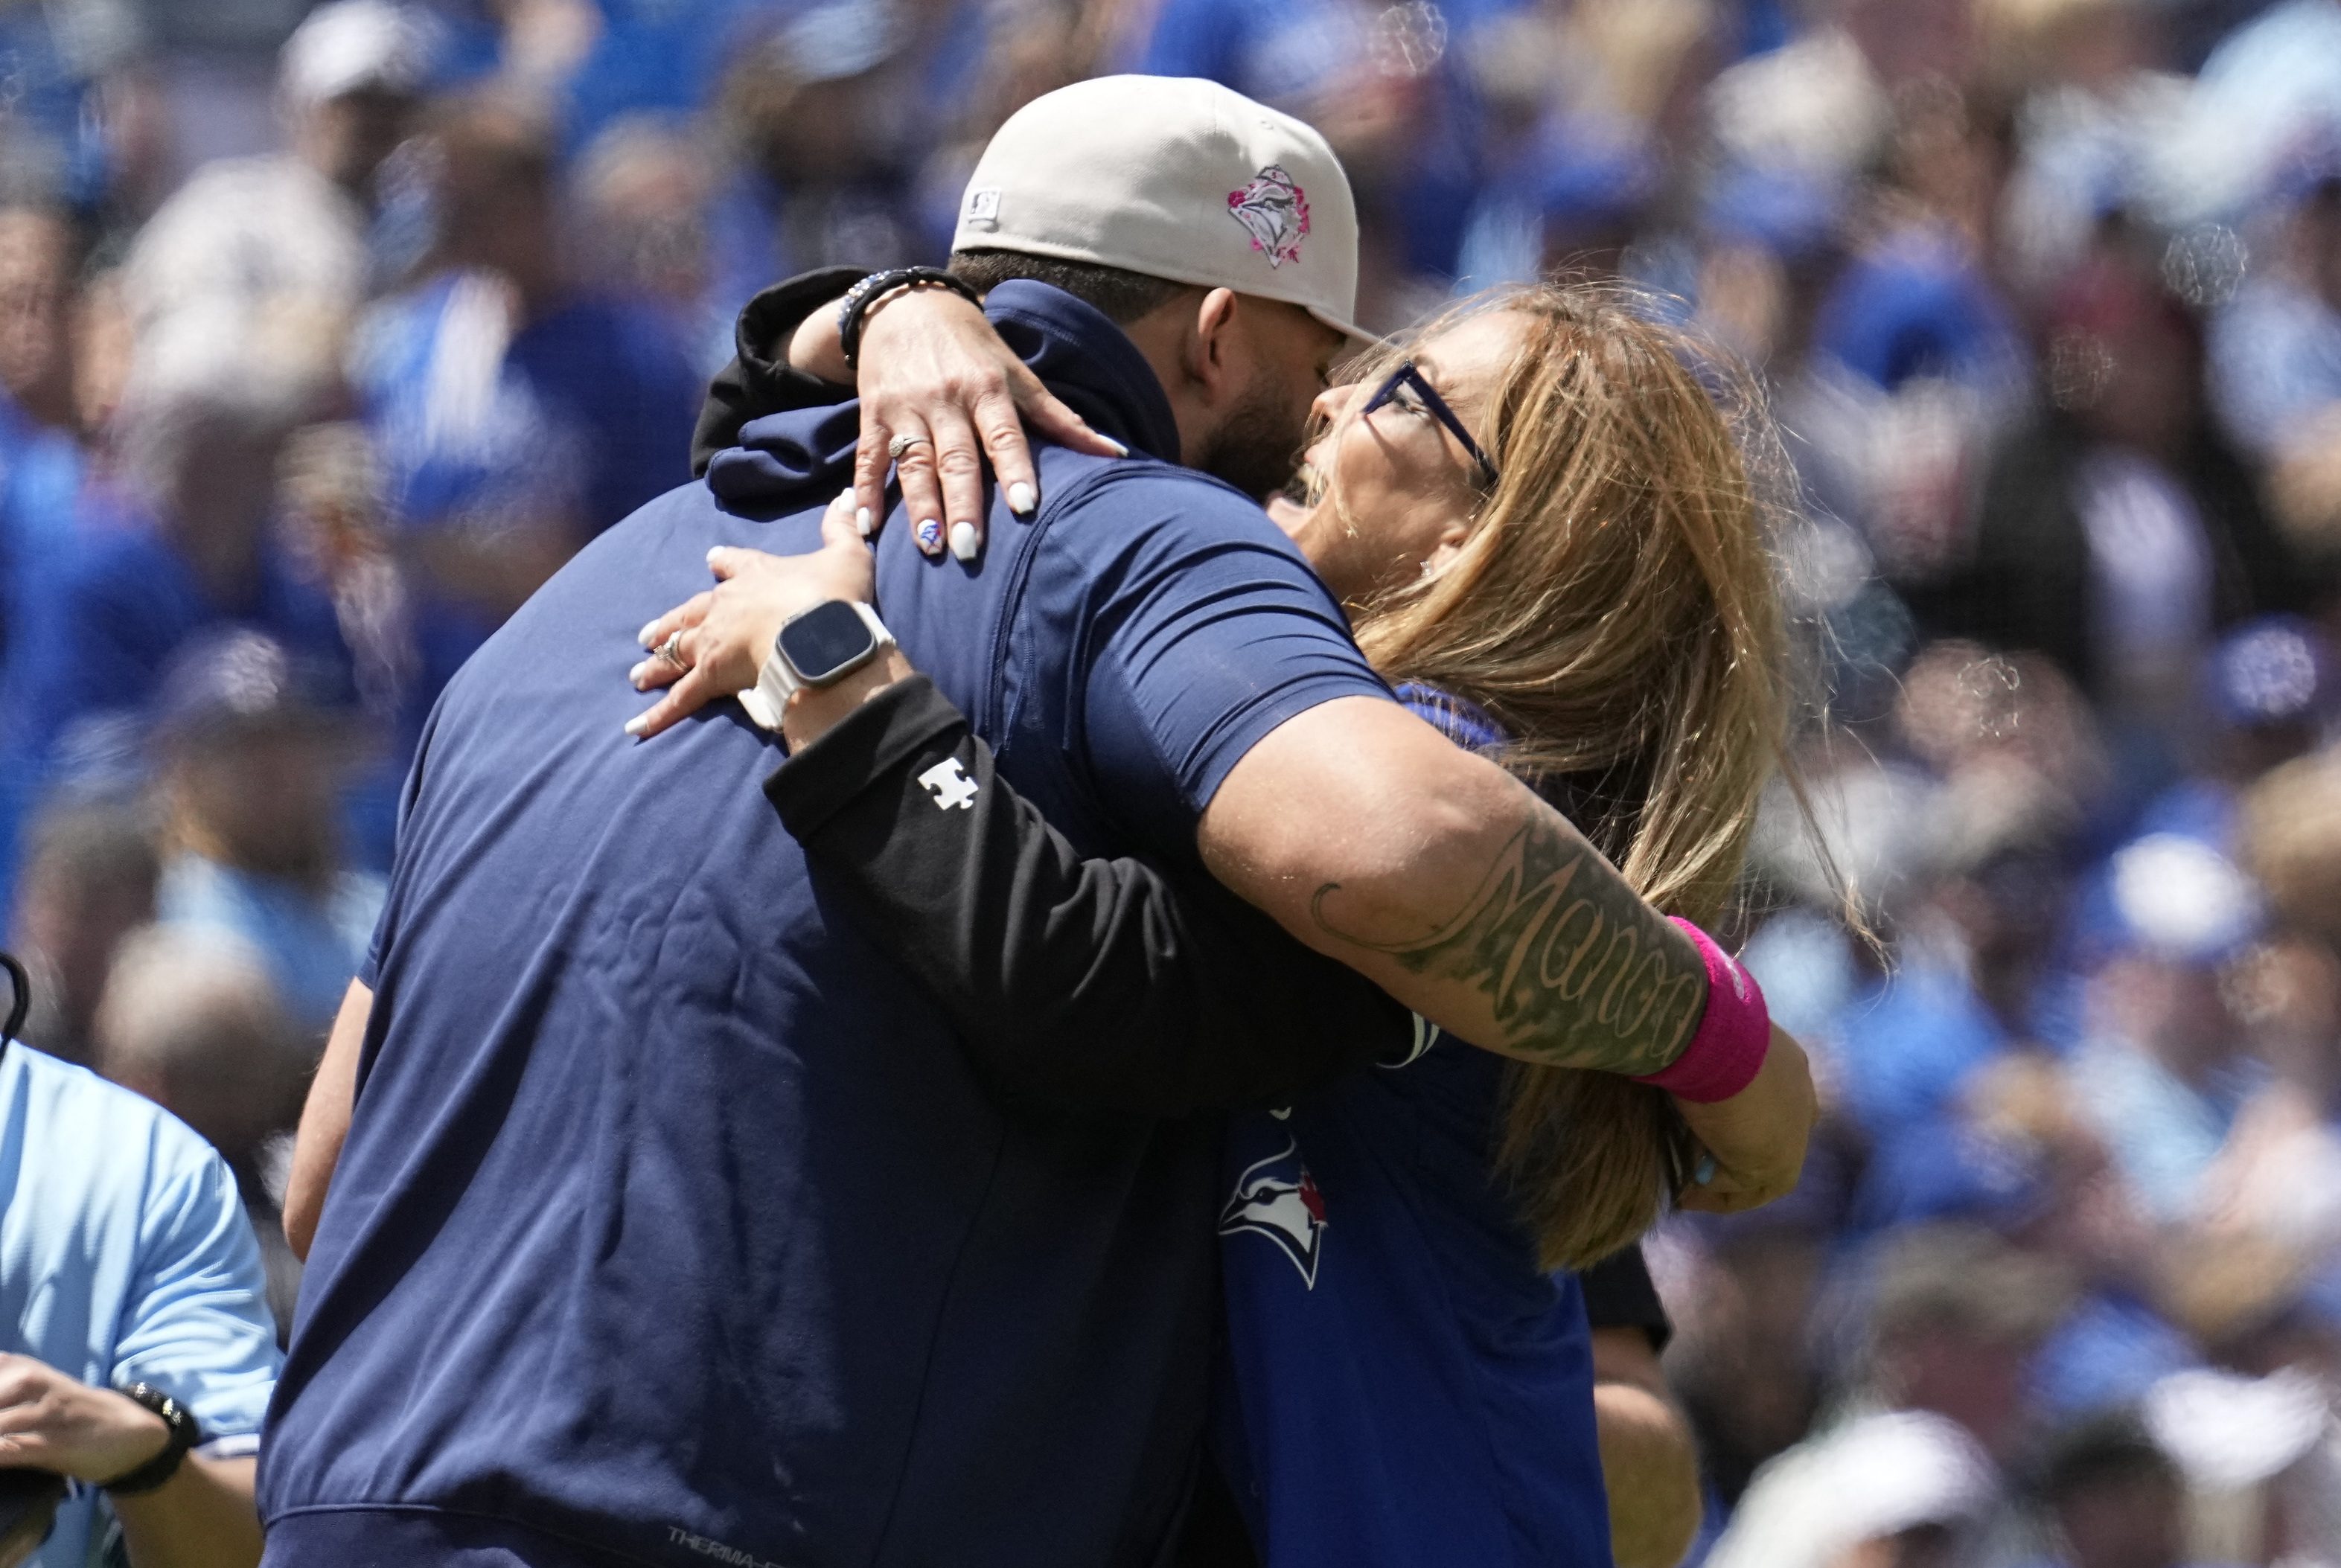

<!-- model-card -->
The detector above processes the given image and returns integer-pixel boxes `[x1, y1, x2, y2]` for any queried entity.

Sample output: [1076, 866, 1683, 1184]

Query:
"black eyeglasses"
[1360, 360, 1498, 488]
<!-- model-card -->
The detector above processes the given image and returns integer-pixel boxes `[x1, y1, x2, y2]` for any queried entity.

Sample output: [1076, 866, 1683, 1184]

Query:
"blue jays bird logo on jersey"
[1219, 1136, 1327, 1288]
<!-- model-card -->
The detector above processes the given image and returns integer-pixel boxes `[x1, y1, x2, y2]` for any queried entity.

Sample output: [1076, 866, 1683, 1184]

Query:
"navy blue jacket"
[258, 282, 1391, 1568]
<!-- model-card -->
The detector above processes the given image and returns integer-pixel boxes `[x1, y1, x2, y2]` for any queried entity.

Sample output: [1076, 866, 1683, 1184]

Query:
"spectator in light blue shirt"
[0, 992, 280, 1568]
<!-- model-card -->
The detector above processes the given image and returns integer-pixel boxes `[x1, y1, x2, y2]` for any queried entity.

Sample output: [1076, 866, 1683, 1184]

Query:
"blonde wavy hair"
[1323, 281, 1795, 1271]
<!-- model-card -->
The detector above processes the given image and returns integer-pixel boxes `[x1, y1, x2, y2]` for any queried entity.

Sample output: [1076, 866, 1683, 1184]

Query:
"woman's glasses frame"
[1359, 361, 1500, 489]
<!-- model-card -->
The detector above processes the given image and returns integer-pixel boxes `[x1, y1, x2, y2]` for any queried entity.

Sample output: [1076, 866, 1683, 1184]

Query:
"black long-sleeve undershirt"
[767, 676, 1413, 1117]
[692, 267, 868, 476]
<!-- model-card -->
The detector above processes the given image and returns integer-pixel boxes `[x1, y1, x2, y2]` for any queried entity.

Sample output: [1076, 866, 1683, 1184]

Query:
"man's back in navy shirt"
[261, 282, 1390, 1568]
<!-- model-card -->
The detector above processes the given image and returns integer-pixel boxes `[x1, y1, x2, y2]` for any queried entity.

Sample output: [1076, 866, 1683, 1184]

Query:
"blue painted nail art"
[916, 518, 944, 552]
[1693, 1153, 1717, 1186]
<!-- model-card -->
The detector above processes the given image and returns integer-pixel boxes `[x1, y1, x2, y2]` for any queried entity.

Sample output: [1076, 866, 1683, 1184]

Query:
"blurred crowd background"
[12, 0, 2341, 1561]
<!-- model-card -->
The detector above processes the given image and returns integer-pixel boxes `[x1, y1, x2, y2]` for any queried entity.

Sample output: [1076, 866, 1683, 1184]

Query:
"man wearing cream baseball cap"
[694, 73, 1370, 560]
[268, 72, 1405, 1568]
[267, 68, 1797, 1568]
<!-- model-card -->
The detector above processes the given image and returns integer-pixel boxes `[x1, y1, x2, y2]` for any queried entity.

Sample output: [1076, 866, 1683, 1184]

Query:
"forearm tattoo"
[1309, 810, 1703, 1074]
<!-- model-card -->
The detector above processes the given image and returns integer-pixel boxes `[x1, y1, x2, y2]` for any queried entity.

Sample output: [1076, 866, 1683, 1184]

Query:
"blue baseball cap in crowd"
[153, 627, 354, 746]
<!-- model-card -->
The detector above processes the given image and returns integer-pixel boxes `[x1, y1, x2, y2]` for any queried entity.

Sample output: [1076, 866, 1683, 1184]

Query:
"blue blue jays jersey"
[1213, 692, 1613, 1567]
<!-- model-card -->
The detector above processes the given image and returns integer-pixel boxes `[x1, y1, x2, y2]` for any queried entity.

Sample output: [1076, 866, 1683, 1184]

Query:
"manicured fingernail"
[1102, 437, 1128, 457]
[629, 661, 651, 689]
[624, 714, 649, 737]
[855, 507, 872, 538]
[705, 547, 722, 566]
[637, 620, 660, 648]
[1693, 1153, 1717, 1186]
[1007, 481, 1036, 515]
[915, 518, 944, 554]
[948, 521, 978, 562]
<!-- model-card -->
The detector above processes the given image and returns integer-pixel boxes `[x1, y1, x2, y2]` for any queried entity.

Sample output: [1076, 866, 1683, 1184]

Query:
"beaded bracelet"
[98, 1383, 202, 1497]
[836, 267, 983, 371]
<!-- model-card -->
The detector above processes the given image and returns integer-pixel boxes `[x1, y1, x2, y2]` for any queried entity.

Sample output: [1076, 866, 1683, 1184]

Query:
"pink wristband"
[1629, 918, 1769, 1103]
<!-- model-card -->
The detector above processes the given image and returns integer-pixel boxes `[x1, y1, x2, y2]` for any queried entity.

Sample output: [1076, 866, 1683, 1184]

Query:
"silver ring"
[887, 433, 930, 461]
[658, 630, 689, 671]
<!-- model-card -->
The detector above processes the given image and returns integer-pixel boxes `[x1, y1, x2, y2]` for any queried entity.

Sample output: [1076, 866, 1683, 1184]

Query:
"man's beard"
[1197, 374, 1306, 502]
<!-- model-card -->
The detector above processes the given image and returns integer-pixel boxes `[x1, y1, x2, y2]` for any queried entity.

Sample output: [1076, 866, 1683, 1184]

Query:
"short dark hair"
[948, 249, 1191, 325]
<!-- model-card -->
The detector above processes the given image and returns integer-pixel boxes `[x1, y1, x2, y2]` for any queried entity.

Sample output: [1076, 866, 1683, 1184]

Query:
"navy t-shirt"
[261, 282, 1391, 1568]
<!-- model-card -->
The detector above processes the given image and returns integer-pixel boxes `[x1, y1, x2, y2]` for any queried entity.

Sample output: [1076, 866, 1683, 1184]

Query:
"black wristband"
[835, 267, 982, 371]
[98, 1383, 202, 1497]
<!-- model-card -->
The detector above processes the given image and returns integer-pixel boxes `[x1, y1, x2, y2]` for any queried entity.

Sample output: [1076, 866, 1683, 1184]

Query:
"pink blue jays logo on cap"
[1227, 164, 1310, 268]
[1219, 1136, 1327, 1287]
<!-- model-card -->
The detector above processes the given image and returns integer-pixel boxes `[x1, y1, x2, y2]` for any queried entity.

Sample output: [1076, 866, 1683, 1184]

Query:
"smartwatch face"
[779, 600, 876, 684]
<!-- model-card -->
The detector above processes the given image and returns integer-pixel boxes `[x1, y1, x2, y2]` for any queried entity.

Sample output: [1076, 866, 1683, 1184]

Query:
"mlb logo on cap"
[951, 75, 1366, 344]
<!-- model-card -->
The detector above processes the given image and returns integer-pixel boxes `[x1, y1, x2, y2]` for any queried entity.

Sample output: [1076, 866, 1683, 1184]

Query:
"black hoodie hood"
[703, 280, 1181, 519]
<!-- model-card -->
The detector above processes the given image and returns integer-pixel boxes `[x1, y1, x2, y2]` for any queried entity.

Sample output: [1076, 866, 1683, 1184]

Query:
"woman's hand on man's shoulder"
[625, 490, 878, 740]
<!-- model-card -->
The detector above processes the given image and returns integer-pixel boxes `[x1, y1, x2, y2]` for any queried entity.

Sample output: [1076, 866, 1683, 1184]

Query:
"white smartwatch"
[738, 600, 895, 731]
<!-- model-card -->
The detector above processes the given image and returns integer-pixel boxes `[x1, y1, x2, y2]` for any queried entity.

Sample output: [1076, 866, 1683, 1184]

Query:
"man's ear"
[1183, 288, 1243, 403]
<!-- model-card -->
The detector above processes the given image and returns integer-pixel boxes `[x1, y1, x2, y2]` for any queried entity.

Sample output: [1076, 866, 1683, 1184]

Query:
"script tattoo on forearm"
[1309, 811, 1703, 1074]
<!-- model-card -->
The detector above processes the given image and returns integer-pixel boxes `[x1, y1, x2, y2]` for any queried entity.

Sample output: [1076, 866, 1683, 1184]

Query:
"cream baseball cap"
[952, 75, 1366, 344]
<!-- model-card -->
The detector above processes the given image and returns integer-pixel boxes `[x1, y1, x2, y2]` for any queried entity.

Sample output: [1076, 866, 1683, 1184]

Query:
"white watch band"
[739, 601, 894, 732]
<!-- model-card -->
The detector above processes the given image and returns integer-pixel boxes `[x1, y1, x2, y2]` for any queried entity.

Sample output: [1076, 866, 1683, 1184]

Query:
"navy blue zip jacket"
[255, 281, 1397, 1568]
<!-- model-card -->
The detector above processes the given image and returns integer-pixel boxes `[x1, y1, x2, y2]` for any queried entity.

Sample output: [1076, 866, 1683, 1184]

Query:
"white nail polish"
[915, 518, 944, 553]
[629, 662, 650, 689]
[948, 521, 978, 562]
[1102, 437, 1129, 458]
[637, 620, 660, 648]
[1007, 481, 1036, 514]
[856, 507, 872, 537]
[624, 714, 649, 737]
[705, 547, 722, 566]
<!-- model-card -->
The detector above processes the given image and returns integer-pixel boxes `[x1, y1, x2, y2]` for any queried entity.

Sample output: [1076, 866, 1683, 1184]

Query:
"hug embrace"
[270, 74, 1817, 1568]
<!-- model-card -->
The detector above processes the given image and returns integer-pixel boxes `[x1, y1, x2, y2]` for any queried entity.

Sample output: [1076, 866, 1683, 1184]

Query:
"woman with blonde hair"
[1288, 284, 1793, 1270]
[634, 277, 1806, 1564]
